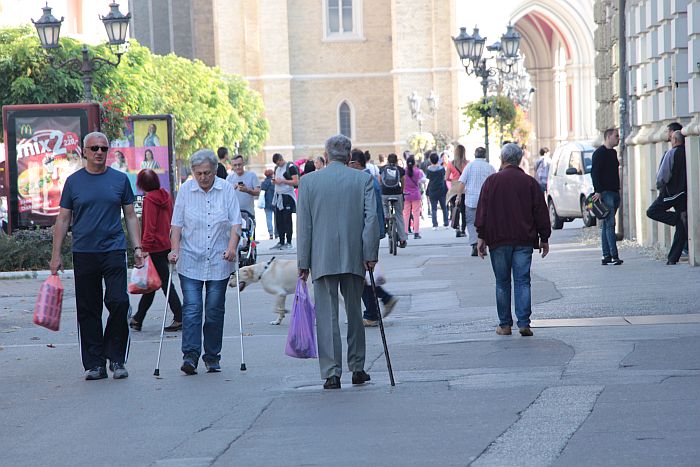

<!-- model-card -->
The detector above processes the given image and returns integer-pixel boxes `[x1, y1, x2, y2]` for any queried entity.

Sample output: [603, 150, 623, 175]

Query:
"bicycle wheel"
[388, 217, 395, 255]
[391, 218, 398, 256]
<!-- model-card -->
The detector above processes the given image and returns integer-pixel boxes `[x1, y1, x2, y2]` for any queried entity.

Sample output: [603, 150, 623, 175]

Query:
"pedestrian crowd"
[48, 122, 686, 388]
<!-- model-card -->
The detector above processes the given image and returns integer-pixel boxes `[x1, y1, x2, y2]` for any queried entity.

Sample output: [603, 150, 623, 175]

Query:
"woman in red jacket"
[129, 169, 183, 332]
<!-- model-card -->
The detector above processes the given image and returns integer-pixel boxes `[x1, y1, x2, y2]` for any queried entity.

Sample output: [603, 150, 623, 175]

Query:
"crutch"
[368, 267, 395, 386]
[154, 263, 174, 377]
[234, 257, 247, 371]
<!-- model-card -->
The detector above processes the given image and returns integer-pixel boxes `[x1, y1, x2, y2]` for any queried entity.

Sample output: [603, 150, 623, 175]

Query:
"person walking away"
[379, 153, 407, 248]
[271, 153, 299, 250]
[260, 169, 276, 239]
[226, 154, 261, 218]
[403, 155, 425, 239]
[426, 152, 449, 229]
[591, 128, 623, 265]
[130, 169, 183, 332]
[456, 147, 495, 256]
[534, 147, 551, 193]
[475, 143, 550, 337]
[297, 134, 380, 390]
[446, 144, 468, 237]
[349, 151, 398, 326]
[216, 147, 229, 179]
[169, 149, 242, 375]
[646, 130, 687, 265]
[50, 131, 144, 381]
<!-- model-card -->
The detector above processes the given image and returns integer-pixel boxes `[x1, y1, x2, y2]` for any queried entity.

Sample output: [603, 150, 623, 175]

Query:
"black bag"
[585, 194, 610, 219]
[380, 165, 401, 189]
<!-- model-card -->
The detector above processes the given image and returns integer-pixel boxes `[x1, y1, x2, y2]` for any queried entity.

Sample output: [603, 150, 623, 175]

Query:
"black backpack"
[380, 165, 400, 189]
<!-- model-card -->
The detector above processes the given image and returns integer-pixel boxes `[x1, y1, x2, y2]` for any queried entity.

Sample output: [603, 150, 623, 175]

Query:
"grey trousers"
[313, 273, 365, 379]
[382, 195, 407, 241]
[466, 206, 478, 245]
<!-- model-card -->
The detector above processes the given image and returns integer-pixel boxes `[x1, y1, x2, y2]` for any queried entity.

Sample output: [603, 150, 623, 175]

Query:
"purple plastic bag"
[285, 279, 318, 359]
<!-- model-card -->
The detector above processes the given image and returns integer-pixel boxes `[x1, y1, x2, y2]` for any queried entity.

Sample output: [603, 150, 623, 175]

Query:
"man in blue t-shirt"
[50, 132, 144, 381]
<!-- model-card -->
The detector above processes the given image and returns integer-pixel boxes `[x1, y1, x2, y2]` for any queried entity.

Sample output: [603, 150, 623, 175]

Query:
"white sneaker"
[432, 226, 438, 231]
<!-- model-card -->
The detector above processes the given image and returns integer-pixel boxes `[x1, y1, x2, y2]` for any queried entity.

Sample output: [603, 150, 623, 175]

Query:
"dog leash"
[256, 256, 276, 281]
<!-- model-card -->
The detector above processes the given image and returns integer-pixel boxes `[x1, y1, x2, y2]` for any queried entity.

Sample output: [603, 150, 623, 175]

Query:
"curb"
[0, 270, 74, 280]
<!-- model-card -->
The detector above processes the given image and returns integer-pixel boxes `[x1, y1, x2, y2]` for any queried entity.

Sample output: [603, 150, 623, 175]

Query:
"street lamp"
[453, 24, 521, 161]
[407, 90, 439, 132]
[32, 2, 131, 101]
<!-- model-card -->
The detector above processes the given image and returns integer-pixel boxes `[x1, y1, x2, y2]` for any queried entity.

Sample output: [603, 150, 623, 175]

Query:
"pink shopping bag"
[33, 274, 63, 331]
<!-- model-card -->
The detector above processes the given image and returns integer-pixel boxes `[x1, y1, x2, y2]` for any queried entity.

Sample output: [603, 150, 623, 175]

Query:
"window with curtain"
[339, 102, 352, 138]
[327, 0, 354, 35]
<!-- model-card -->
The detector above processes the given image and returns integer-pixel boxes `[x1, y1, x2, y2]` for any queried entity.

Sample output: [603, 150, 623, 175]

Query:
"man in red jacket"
[475, 143, 551, 337]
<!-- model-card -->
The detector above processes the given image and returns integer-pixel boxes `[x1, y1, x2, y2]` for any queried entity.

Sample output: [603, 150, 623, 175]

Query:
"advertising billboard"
[2, 104, 99, 233]
[104, 115, 175, 205]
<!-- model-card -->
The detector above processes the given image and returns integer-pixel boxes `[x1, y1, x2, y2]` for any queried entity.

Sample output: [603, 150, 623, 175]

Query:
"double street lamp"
[32, 2, 132, 101]
[453, 24, 521, 161]
[407, 90, 439, 133]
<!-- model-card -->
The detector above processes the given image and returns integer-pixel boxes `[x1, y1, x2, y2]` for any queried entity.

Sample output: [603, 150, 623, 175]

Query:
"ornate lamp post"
[407, 90, 439, 133]
[453, 24, 521, 161]
[32, 2, 131, 101]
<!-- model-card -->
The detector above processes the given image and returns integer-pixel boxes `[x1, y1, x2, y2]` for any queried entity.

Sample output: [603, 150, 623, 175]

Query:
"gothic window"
[339, 101, 352, 138]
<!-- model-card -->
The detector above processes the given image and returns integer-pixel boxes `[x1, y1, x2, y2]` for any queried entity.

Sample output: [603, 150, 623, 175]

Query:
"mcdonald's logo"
[18, 124, 33, 138]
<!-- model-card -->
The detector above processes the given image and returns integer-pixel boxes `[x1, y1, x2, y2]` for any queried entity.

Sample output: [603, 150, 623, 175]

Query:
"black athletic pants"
[73, 251, 130, 370]
[274, 194, 295, 244]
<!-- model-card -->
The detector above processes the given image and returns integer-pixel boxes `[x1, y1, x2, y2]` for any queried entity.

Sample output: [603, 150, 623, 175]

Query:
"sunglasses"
[89, 145, 110, 153]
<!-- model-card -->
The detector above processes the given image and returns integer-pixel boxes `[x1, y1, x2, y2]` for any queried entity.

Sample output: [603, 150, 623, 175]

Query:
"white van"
[546, 142, 597, 229]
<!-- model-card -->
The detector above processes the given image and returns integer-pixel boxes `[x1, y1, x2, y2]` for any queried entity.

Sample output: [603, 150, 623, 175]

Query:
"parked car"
[546, 141, 597, 229]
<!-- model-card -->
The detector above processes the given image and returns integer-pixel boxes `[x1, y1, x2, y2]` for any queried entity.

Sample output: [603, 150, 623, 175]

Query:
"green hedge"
[0, 228, 72, 271]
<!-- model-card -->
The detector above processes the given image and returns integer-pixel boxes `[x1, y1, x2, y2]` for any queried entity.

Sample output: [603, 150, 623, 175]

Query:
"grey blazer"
[297, 161, 380, 281]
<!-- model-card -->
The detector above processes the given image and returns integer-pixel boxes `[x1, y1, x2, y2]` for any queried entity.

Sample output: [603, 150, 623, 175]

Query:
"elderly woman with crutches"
[168, 149, 241, 375]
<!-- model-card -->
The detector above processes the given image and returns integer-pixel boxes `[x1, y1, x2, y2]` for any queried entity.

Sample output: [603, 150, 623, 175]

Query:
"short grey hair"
[83, 131, 108, 147]
[325, 134, 352, 162]
[500, 143, 523, 166]
[190, 149, 218, 169]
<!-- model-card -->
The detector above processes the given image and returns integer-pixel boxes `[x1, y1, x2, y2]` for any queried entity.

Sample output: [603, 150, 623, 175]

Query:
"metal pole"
[80, 46, 93, 102]
[482, 74, 490, 162]
[617, 0, 628, 240]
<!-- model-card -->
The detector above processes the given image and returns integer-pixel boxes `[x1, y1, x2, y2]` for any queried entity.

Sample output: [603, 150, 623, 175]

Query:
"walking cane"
[154, 263, 174, 377]
[234, 258, 247, 371]
[368, 267, 395, 386]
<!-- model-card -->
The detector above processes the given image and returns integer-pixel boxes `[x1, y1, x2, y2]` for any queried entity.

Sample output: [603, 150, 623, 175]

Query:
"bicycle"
[385, 197, 399, 256]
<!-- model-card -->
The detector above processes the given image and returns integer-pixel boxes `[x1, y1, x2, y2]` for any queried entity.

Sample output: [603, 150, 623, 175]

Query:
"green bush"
[0, 228, 72, 271]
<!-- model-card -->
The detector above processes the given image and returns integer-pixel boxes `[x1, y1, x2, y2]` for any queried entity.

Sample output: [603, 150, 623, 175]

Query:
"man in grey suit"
[297, 134, 380, 389]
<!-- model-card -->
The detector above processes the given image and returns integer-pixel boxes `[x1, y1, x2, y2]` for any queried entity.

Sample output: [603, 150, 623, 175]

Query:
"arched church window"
[339, 101, 352, 138]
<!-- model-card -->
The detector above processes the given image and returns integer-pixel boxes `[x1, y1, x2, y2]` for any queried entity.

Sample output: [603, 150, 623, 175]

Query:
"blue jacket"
[260, 176, 275, 209]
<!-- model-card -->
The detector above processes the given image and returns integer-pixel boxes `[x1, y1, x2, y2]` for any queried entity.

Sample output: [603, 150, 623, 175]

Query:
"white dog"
[229, 257, 298, 325]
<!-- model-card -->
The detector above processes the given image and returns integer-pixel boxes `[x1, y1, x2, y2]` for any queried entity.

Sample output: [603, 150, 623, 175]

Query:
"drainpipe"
[617, 0, 628, 239]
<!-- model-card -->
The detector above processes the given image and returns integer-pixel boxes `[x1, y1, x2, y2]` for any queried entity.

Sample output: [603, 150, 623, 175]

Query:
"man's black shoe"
[456, 231, 466, 238]
[351, 370, 371, 385]
[601, 257, 612, 265]
[666, 260, 677, 265]
[611, 257, 624, 265]
[85, 366, 107, 381]
[109, 362, 129, 379]
[323, 375, 341, 389]
[181, 360, 197, 375]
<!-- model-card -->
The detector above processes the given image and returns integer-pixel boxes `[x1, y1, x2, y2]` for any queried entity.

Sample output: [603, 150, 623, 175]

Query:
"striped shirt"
[458, 158, 496, 208]
[171, 177, 242, 281]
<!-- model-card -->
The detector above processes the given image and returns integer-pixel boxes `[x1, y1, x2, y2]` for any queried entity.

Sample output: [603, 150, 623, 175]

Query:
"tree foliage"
[0, 26, 268, 159]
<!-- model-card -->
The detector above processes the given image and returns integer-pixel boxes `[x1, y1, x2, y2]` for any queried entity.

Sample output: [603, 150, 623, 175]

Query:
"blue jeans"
[264, 208, 275, 236]
[600, 191, 620, 259]
[489, 245, 534, 328]
[429, 194, 448, 227]
[179, 275, 228, 365]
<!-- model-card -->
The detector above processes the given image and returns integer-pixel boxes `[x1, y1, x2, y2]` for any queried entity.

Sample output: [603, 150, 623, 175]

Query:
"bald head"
[671, 130, 684, 147]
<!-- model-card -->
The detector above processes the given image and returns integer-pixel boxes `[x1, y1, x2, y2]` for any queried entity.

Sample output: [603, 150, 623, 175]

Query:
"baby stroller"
[238, 210, 257, 268]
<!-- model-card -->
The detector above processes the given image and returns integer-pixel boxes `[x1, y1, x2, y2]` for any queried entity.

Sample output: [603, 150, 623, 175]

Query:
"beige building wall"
[594, 0, 700, 266]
